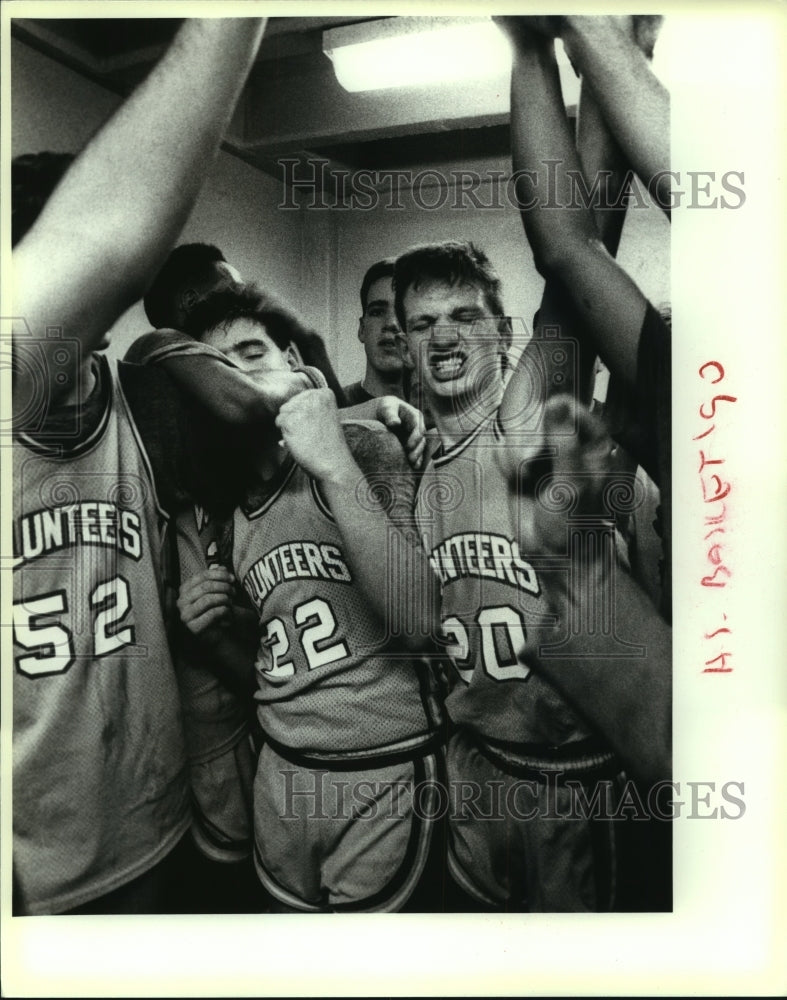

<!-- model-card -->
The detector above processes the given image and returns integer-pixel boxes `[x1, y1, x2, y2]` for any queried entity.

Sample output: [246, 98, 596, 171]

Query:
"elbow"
[530, 235, 577, 283]
[536, 234, 602, 281]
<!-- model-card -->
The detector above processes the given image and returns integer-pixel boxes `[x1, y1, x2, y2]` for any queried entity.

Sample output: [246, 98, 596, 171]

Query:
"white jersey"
[230, 421, 442, 760]
[415, 412, 595, 749]
[12, 356, 190, 914]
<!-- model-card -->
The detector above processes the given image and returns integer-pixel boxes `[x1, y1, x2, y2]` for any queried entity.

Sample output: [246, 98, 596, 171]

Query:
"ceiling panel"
[12, 16, 577, 179]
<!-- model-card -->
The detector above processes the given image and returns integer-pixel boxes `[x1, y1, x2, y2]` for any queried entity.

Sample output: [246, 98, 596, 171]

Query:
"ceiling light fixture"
[322, 17, 514, 93]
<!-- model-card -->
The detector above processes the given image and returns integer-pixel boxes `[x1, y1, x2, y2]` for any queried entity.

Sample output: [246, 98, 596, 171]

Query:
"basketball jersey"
[12, 356, 190, 914]
[230, 422, 440, 758]
[174, 504, 251, 764]
[415, 411, 594, 748]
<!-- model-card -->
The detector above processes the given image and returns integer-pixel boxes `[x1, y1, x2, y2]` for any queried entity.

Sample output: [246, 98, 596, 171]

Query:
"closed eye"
[453, 309, 484, 323]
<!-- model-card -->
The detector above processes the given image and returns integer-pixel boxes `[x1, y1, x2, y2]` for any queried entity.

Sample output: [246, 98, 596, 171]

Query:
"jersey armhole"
[14, 354, 112, 457]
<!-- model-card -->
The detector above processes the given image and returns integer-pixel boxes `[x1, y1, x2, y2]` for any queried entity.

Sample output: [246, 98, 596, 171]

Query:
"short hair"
[359, 258, 396, 313]
[143, 242, 228, 329]
[184, 284, 348, 405]
[12, 151, 75, 246]
[393, 241, 506, 332]
[183, 283, 309, 351]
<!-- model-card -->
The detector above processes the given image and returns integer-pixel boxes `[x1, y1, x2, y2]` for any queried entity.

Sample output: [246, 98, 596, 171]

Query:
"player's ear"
[497, 317, 512, 371]
[285, 343, 302, 369]
[399, 334, 415, 370]
[357, 317, 366, 343]
[497, 316, 513, 352]
[181, 287, 198, 311]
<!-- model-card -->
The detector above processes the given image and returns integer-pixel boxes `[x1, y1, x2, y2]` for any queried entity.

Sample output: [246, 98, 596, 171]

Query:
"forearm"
[528, 76, 632, 406]
[575, 79, 631, 255]
[129, 332, 317, 425]
[319, 462, 439, 654]
[510, 35, 601, 278]
[532, 565, 671, 784]
[158, 356, 309, 425]
[14, 19, 266, 350]
[563, 15, 670, 212]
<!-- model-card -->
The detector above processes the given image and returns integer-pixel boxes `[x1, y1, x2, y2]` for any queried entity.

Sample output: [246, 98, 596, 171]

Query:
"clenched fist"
[275, 387, 356, 485]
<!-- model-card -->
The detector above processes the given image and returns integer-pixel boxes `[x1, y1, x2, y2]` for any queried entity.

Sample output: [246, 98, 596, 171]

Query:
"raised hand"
[494, 15, 562, 47]
[276, 387, 356, 484]
[516, 394, 614, 554]
[373, 396, 426, 469]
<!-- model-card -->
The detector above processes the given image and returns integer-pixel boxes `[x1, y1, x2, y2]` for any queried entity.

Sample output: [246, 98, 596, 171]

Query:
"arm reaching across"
[516, 396, 671, 784]
[126, 328, 318, 425]
[13, 18, 266, 413]
[275, 389, 439, 653]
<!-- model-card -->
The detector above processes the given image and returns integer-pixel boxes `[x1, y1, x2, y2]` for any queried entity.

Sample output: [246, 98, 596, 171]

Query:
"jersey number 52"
[13, 576, 135, 678]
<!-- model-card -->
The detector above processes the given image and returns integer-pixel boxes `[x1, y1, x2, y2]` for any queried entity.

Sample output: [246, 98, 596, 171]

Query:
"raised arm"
[499, 22, 650, 401]
[562, 15, 670, 214]
[275, 389, 440, 655]
[505, 34, 636, 416]
[13, 18, 266, 407]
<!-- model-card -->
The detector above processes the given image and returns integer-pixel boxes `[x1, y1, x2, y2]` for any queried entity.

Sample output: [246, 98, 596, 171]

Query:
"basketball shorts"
[189, 731, 256, 864]
[253, 741, 439, 912]
[446, 727, 624, 911]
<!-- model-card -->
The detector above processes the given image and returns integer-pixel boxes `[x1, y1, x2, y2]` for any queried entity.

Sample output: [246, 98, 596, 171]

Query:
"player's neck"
[431, 380, 503, 449]
[363, 368, 404, 400]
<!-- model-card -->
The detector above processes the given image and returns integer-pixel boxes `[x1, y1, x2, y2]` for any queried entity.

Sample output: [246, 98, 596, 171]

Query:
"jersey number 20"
[442, 604, 530, 683]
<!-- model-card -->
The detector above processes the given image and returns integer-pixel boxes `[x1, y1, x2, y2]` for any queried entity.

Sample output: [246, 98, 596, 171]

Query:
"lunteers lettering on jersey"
[230, 423, 439, 758]
[12, 357, 190, 914]
[415, 411, 593, 749]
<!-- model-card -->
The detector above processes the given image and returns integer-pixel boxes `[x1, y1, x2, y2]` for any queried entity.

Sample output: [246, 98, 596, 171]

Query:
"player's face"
[201, 317, 292, 377]
[358, 277, 406, 375]
[403, 279, 504, 407]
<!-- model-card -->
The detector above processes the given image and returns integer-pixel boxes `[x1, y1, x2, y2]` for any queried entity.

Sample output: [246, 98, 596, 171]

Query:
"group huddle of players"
[10, 15, 672, 915]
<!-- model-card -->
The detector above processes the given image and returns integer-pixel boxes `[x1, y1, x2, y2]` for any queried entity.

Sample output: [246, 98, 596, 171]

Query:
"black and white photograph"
[1, 2, 784, 996]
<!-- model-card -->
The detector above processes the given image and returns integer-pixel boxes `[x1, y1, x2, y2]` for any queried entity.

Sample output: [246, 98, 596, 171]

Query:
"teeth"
[433, 356, 464, 377]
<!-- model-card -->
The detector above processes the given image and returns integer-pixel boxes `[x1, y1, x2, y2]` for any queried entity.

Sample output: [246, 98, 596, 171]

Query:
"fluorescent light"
[323, 17, 513, 93]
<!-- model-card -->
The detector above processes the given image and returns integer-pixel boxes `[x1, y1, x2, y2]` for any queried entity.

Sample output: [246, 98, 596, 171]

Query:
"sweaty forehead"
[403, 279, 487, 318]
[202, 316, 272, 352]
